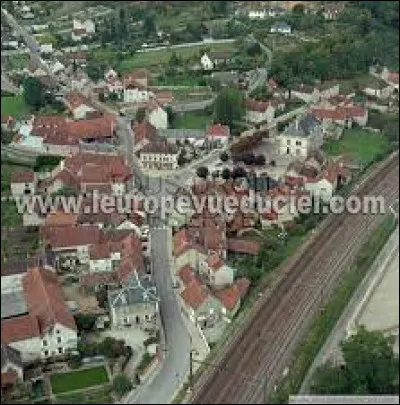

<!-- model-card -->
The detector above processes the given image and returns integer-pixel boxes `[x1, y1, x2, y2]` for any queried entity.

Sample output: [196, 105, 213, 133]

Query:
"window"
[44, 350, 49, 357]
[296, 140, 302, 146]
[57, 337, 62, 344]
[58, 347, 63, 354]
[287, 139, 291, 145]
[42, 339, 48, 347]
[56, 330, 60, 334]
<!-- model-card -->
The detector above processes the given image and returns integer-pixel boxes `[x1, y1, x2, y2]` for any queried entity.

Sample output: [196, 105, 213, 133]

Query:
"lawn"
[1, 161, 33, 195]
[50, 366, 109, 395]
[54, 387, 112, 404]
[7, 53, 30, 70]
[323, 128, 392, 167]
[115, 42, 236, 72]
[1, 95, 30, 117]
[173, 111, 213, 130]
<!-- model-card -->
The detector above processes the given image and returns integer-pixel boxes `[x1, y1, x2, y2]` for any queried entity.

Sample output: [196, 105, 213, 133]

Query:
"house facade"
[199, 254, 235, 290]
[10, 171, 37, 197]
[139, 141, 179, 171]
[245, 99, 276, 123]
[279, 113, 323, 157]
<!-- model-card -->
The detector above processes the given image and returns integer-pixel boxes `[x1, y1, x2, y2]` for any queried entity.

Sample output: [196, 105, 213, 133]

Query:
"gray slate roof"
[285, 113, 321, 138]
[1, 290, 28, 320]
[1, 344, 22, 369]
[108, 271, 158, 309]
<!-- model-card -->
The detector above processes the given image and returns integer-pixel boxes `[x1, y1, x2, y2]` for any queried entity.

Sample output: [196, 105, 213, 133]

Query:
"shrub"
[112, 374, 133, 397]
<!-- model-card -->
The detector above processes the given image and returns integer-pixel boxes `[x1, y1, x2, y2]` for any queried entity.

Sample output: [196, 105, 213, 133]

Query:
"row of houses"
[132, 120, 231, 171]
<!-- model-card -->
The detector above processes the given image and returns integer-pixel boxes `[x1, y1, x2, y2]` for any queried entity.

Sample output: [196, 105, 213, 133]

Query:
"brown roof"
[206, 123, 230, 138]
[23, 267, 77, 333]
[44, 211, 77, 228]
[180, 280, 210, 310]
[89, 243, 111, 260]
[133, 120, 158, 144]
[236, 278, 250, 298]
[141, 140, 178, 155]
[1, 371, 18, 387]
[65, 91, 93, 111]
[44, 225, 103, 249]
[11, 170, 35, 183]
[177, 265, 198, 287]
[1, 315, 40, 344]
[245, 98, 272, 112]
[1, 260, 27, 277]
[213, 284, 240, 310]
[227, 238, 260, 255]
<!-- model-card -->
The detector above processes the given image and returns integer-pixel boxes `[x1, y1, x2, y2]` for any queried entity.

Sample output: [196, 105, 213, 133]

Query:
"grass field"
[1, 95, 30, 117]
[173, 111, 213, 130]
[113, 42, 236, 72]
[1, 161, 33, 195]
[7, 53, 30, 70]
[323, 128, 392, 167]
[54, 387, 112, 404]
[50, 366, 109, 395]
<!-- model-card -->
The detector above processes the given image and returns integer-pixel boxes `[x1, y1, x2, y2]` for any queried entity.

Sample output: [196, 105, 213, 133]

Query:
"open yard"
[111, 42, 237, 72]
[323, 128, 392, 167]
[6, 53, 30, 71]
[1, 95, 30, 117]
[172, 111, 213, 130]
[50, 366, 109, 395]
[54, 386, 112, 404]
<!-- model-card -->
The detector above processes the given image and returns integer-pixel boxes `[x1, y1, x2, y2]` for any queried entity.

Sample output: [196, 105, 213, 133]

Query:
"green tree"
[221, 168, 231, 180]
[113, 374, 133, 397]
[311, 327, 399, 395]
[213, 87, 244, 127]
[74, 314, 97, 332]
[23, 77, 45, 110]
[136, 107, 146, 122]
[196, 166, 209, 179]
[220, 151, 229, 162]
[143, 12, 156, 37]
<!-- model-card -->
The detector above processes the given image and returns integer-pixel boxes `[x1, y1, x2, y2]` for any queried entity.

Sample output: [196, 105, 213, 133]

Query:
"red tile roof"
[133, 120, 158, 144]
[1, 371, 18, 387]
[11, 171, 35, 183]
[66, 113, 116, 141]
[89, 243, 111, 260]
[44, 225, 103, 249]
[227, 238, 260, 256]
[65, 91, 93, 111]
[206, 123, 230, 138]
[245, 98, 272, 112]
[173, 228, 193, 257]
[44, 211, 77, 228]
[122, 70, 148, 87]
[213, 284, 240, 310]
[1, 315, 40, 344]
[310, 107, 347, 121]
[141, 140, 178, 155]
[177, 265, 198, 287]
[387, 72, 399, 85]
[180, 280, 209, 310]
[154, 91, 174, 104]
[23, 267, 77, 333]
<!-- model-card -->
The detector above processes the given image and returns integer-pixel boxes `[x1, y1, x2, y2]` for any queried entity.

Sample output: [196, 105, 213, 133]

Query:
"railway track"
[189, 153, 399, 404]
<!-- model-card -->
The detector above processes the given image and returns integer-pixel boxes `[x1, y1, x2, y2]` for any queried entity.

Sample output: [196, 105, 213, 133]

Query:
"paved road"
[123, 227, 191, 404]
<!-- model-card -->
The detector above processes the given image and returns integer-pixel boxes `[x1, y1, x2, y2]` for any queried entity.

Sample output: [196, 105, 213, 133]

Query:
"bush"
[67, 354, 82, 369]
[34, 155, 62, 172]
[136, 352, 153, 374]
[196, 166, 209, 179]
[220, 151, 229, 162]
[74, 314, 97, 333]
[112, 374, 133, 398]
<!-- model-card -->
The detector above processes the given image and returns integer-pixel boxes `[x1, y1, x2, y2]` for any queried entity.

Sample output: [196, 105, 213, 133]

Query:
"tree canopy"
[213, 87, 244, 127]
[311, 327, 399, 395]
[23, 77, 45, 110]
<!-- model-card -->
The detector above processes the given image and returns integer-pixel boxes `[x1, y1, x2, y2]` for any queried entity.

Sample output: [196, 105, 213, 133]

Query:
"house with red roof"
[245, 98, 276, 124]
[1, 344, 23, 390]
[1, 114, 15, 131]
[1, 267, 77, 362]
[64, 92, 97, 120]
[199, 254, 235, 290]
[10, 171, 37, 198]
[123, 74, 152, 103]
[206, 123, 230, 147]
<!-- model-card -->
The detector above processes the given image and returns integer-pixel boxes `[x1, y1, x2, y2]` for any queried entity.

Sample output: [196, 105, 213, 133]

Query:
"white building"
[10, 171, 37, 197]
[270, 22, 292, 35]
[248, 10, 267, 19]
[147, 102, 168, 129]
[1, 267, 78, 362]
[123, 82, 152, 104]
[72, 18, 95, 34]
[89, 244, 113, 273]
[139, 141, 179, 171]
[279, 113, 323, 157]
[40, 43, 53, 54]
[199, 254, 235, 290]
[200, 53, 214, 70]
[245, 99, 276, 123]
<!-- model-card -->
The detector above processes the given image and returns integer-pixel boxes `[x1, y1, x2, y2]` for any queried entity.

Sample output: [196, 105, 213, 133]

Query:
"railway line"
[189, 154, 399, 404]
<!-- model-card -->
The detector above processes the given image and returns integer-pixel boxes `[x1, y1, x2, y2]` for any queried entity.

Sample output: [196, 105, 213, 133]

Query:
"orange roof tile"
[1, 315, 40, 344]
[213, 284, 240, 310]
